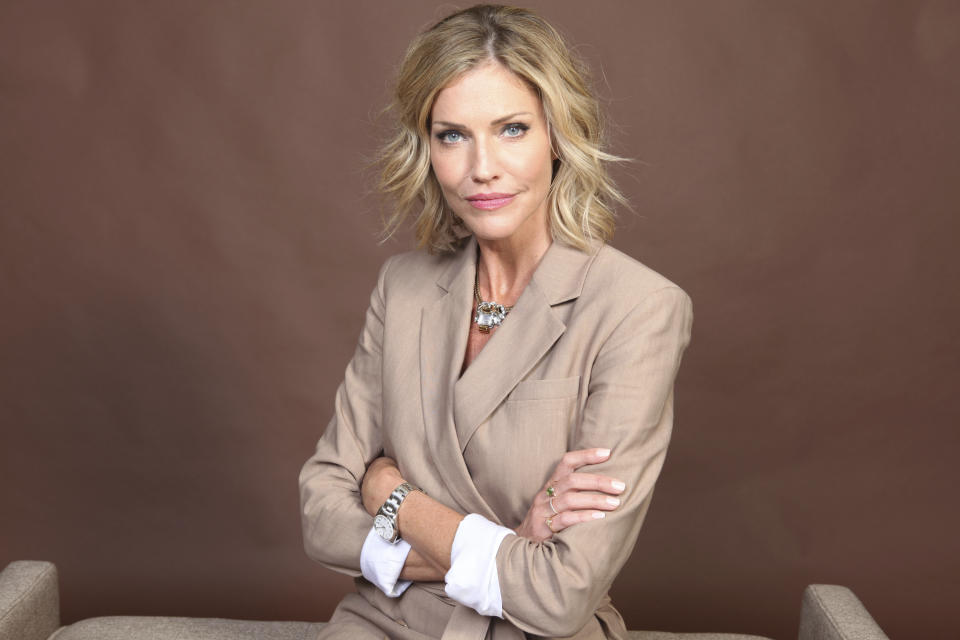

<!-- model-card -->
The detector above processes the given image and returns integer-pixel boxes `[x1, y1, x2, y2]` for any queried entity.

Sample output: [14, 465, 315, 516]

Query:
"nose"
[471, 135, 500, 183]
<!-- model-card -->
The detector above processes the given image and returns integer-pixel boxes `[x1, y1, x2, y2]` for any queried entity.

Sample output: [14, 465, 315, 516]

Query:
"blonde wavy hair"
[371, 4, 631, 254]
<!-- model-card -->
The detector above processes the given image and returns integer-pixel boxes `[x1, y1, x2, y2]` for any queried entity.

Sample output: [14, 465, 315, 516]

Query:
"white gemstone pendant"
[475, 301, 506, 333]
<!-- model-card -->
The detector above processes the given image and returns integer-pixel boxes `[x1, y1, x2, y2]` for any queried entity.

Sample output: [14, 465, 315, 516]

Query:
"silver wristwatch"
[374, 481, 422, 543]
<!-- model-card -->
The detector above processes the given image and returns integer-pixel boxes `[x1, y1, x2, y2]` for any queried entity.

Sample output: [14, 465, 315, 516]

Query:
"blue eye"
[437, 130, 463, 144]
[504, 123, 529, 137]
[435, 123, 529, 144]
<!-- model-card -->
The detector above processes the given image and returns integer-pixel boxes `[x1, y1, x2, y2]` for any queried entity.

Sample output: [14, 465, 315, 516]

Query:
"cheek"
[430, 148, 462, 189]
[507, 143, 552, 185]
[513, 158, 552, 188]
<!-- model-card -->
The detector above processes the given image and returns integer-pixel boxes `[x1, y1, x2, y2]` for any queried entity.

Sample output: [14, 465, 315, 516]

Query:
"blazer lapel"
[419, 237, 502, 519]
[453, 239, 601, 452]
[419, 237, 602, 519]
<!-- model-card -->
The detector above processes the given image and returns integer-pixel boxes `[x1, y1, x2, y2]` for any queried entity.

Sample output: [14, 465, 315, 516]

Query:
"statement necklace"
[473, 268, 514, 333]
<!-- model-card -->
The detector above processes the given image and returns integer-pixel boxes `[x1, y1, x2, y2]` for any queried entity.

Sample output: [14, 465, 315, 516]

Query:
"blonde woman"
[299, 4, 693, 638]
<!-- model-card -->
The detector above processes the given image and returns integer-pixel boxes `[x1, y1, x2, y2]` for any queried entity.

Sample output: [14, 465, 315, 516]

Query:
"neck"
[475, 233, 553, 304]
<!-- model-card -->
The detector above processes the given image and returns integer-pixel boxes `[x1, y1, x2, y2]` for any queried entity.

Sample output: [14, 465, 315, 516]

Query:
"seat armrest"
[0, 561, 60, 640]
[798, 584, 889, 640]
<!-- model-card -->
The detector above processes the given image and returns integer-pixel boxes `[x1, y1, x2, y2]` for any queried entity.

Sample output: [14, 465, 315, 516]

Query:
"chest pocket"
[463, 375, 580, 528]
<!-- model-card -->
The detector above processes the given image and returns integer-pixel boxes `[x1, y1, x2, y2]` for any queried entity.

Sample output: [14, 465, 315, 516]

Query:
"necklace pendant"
[474, 301, 506, 333]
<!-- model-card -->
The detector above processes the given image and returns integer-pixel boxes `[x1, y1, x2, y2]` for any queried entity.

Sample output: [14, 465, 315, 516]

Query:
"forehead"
[431, 61, 542, 122]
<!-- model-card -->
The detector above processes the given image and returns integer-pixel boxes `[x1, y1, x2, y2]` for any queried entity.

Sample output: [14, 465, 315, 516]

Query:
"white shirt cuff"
[444, 513, 515, 617]
[360, 525, 413, 597]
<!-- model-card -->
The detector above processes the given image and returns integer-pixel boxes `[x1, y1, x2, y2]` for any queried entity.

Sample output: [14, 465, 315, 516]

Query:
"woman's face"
[429, 60, 555, 248]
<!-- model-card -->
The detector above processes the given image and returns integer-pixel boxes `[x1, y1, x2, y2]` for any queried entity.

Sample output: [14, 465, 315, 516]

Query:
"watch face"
[374, 514, 395, 540]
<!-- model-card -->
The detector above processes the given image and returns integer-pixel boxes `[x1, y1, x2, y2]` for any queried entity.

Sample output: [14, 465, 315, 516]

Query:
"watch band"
[374, 481, 422, 543]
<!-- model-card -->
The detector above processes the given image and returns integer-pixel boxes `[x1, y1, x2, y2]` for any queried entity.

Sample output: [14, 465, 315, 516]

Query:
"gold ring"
[545, 516, 557, 533]
[549, 497, 559, 514]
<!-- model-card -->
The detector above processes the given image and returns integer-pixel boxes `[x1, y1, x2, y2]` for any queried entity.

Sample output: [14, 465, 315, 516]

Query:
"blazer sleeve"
[495, 285, 694, 637]
[298, 255, 393, 577]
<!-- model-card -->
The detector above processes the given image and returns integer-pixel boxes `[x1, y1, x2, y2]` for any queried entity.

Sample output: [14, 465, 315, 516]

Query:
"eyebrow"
[431, 111, 533, 129]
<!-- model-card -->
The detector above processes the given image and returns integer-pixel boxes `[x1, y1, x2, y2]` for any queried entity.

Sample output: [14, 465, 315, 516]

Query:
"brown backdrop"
[1, 2, 957, 638]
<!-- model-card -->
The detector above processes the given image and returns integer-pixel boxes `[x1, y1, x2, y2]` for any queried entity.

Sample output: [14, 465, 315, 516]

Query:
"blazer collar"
[529, 236, 601, 304]
[419, 235, 601, 519]
[435, 235, 601, 304]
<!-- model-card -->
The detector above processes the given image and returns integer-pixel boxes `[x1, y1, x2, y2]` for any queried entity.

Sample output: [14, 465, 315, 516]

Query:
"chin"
[459, 209, 538, 242]
[461, 219, 523, 243]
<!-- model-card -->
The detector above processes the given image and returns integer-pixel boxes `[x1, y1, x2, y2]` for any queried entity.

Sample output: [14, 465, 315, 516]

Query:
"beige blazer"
[299, 235, 694, 640]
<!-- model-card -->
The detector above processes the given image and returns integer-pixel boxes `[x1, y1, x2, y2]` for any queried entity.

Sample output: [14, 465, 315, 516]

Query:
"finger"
[548, 509, 607, 533]
[551, 492, 612, 515]
[557, 473, 626, 495]
[554, 491, 621, 514]
[551, 448, 612, 481]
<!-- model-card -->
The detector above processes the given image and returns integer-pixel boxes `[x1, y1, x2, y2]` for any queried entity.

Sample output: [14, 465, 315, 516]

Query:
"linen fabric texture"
[299, 236, 694, 639]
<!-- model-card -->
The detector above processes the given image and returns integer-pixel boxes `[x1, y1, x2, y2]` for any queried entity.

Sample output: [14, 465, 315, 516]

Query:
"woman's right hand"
[514, 448, 626, 543]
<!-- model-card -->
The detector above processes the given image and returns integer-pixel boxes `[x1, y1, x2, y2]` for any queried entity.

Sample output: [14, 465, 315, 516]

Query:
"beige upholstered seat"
[1, 561, 889, 640]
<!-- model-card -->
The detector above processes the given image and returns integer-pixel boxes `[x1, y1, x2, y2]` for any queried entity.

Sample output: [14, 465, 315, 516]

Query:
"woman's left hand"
[361, 456, 405, 516]
[514, 448, 624, 543]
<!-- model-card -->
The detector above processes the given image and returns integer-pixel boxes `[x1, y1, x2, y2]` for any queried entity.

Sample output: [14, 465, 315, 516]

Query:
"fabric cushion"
[798, 584, 890, 640]
[0, 561, 60, 640]
[48, 617, 324, 640]
[48, 616, 773, 640]
[630, 634, 772, 640]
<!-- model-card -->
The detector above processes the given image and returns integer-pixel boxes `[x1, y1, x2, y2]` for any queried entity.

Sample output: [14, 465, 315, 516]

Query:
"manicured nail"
[592, 511, 606, 519]
[611, 480, 626, 491]
[596, 448, 611, 457]
[606, 497, 620, 507]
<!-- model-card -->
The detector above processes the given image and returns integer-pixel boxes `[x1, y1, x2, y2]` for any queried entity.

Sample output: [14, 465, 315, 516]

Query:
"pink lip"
[466, 193, 516, 210]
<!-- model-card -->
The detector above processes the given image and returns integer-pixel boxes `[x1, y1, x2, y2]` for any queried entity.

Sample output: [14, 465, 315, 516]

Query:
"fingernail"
[606, 497, 620, 507]
[592, 512, 606, 519]
[596, 448, 611, 457]
[611, 480, 626, 491]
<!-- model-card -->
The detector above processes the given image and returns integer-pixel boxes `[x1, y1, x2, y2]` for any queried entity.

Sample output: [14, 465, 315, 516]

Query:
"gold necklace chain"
[474, 268, 515, 312]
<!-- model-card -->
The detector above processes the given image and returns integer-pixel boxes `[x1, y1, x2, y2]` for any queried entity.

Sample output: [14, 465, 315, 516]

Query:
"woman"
[299, 5, 693, 639]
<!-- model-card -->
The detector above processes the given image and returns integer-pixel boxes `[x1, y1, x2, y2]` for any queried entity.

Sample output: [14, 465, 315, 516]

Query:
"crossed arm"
[359, 449, 626, 582]
[299, 256, 694, 635]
